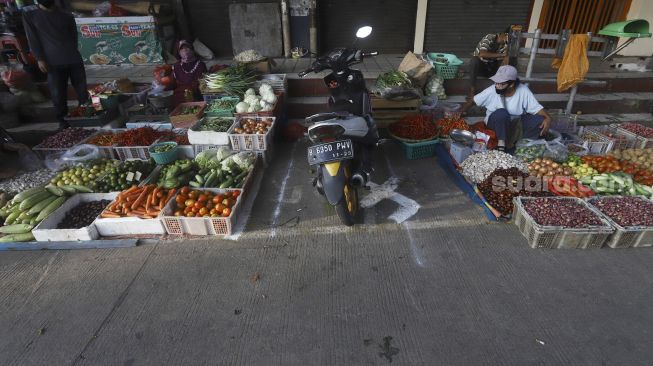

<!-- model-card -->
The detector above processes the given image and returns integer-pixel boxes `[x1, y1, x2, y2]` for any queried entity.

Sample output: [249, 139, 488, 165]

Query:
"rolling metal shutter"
[423, 0, 533, 56]
[319, 0, 417, 54]
[185, 0, 278, 57]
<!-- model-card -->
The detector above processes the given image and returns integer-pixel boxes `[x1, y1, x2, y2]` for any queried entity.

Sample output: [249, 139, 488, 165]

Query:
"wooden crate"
[371, 96, 420, 128]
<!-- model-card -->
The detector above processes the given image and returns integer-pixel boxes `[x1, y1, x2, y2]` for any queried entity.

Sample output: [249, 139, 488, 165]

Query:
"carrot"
[161, 188, 176, 209]
[132, 209, 147, 215]
[127, 212, 144, 218]
[131, 186, 151, 210]
[122, 185, 140, 195]
[151, 187, 160, 201]
[145, 194, 152, 212]
[101, 210, 121, 218]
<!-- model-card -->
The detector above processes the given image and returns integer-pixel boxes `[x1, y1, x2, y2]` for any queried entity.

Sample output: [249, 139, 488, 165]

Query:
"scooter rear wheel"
[335, 183, 358, 226]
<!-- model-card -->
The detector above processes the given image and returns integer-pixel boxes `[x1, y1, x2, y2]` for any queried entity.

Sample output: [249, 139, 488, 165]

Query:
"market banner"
[75, 16, 163, 66]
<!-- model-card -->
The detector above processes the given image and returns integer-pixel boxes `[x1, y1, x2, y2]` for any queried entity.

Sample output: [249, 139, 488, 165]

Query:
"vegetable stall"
[0, 69, 283, 249]
[429, 118, 653, 249]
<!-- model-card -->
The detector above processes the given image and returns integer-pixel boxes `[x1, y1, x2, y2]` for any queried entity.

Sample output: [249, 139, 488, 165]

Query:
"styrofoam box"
[188, 117, 235, 146]
[93, 193, 166, 236]
[32, 193, 118, 242]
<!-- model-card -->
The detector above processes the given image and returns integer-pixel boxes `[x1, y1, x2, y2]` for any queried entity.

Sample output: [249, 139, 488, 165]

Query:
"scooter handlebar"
[362, 51, 378, 57]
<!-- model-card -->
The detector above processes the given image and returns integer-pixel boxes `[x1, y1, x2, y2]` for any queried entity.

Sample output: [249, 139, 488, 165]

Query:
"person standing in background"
[22, 0, 88, 127]
[468, 27, 516, 99]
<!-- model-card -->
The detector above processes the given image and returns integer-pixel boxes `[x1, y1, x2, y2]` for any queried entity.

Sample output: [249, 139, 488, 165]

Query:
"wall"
[619, 0, 653, 56]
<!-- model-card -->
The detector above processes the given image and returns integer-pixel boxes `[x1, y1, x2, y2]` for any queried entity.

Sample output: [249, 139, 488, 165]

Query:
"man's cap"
[490, 65, 518, 83]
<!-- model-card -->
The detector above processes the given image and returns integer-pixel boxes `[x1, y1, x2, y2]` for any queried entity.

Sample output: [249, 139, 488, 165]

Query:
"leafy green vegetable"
[375, 71, 412, 89]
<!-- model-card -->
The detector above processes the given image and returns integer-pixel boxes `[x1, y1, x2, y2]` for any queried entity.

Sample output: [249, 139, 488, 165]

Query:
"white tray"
[188, 117, 235, 146]
[32, 193, 117, 242]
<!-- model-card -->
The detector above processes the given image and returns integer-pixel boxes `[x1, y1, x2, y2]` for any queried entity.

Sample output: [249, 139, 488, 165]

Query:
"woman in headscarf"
[172, 40, 207, 106]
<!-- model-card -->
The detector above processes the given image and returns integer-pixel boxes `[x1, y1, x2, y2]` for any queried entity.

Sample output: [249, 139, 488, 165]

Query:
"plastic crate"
[578, 127, 615, 155]
[400, 139, 439, 160]
[512, 197, 614, 249]
[228, 116, 276, 151]
[604, 125, 639, 150]
[254, 74, 288, 94]
[427, 53, 463, 79]
[205, 96, 240, 117]
[114, 145, 151, 161]
[549, 110, 578, 134]
[613, 125, 653, 149]
[78, 131, 118, 159]
[586, 196, 653, 248]
[201, 91, 230, 103]
[161, 188, 242, 236]
[32, 128, 99, 159]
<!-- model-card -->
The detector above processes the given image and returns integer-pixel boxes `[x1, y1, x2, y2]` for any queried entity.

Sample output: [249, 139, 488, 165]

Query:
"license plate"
[307, 140, 354, 165]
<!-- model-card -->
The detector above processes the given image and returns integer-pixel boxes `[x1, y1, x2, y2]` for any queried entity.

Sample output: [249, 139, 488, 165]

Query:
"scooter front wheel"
[335, 183, 359, 226]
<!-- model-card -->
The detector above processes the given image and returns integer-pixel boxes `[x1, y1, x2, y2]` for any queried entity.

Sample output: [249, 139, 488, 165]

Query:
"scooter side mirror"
[356, 26, 372, 39]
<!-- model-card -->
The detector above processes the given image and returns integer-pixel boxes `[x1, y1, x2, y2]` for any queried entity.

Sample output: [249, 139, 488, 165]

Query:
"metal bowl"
[449, 129, 475, 145]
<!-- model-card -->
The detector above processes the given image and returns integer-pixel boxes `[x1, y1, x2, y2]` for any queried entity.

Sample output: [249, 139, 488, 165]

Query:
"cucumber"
[0, 232, 35, 242]
[45, 185, 65, 197]
[36, 196, 66, 222]
[219, 178, 234, 189]
[189, 181, 201, 188]
[27, 195, 58, 215]
[0, 224, 34, 234]
[195, 175, 205, 185]
[13, 187, 46, 203]
[59, 186, 77, 195]
[19, 191, 53, 211]
[69, 185, 93, 193]
[4, 211, 20, 225]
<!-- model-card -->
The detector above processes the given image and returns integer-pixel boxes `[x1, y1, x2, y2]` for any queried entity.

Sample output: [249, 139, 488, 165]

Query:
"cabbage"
[244, 94, 259, 106]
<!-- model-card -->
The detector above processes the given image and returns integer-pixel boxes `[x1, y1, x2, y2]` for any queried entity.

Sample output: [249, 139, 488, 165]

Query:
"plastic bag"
[425, 73, 447, 100]
[18, 147, 43, 171]
[543, 141, 569, 163]
[193, 39, 214, 60]
[514, 139, 547, 162]
[61, 144, 100, 164]
[398, 51, 433, 88]
[374, 86, 421, 100]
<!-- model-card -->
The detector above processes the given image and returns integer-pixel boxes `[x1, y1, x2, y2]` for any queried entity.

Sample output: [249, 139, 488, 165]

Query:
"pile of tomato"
[172, 186, 240, 218]
[581, 155, 653, 186]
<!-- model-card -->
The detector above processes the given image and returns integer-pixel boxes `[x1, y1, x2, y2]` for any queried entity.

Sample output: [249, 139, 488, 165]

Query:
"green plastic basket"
[205, 96, 240, 117]
[400, 139, 439, 160]
[427, 53, 463, 79]
[149, 142, 179, 165]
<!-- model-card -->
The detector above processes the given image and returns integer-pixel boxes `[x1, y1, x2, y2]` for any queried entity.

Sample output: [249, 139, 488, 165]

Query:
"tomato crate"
[586, 196, 653, 248]
[169, 102, 206, 129]
[161, 188, 243, 236]
[512, 197, 613, 249]
[604, 125, 639, 150]
[228, 116, 276, 151]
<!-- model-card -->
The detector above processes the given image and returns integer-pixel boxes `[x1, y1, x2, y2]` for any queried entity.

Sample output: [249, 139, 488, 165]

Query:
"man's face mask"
[495, 81, 513, 95]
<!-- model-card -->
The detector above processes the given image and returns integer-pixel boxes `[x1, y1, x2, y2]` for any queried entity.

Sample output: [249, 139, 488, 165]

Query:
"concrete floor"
[1, 141, 653, 365]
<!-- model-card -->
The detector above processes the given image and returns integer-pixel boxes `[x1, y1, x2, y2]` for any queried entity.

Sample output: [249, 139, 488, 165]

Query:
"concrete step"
[286, 92, 653, 119]
[287, 74, 653, 98]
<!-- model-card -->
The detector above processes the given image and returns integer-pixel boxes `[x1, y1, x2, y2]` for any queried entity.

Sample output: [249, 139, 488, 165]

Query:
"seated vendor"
[461, 65, 551, 151]
[172, 40, 207, 106]
[468, 27, 516, 98]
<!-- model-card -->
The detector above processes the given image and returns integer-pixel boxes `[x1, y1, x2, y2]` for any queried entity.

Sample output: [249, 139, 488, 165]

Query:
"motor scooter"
[299, 26, 378, 226]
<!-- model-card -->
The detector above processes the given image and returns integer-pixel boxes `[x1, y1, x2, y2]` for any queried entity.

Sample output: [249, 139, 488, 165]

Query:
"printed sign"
[76, 17, 163, 66]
